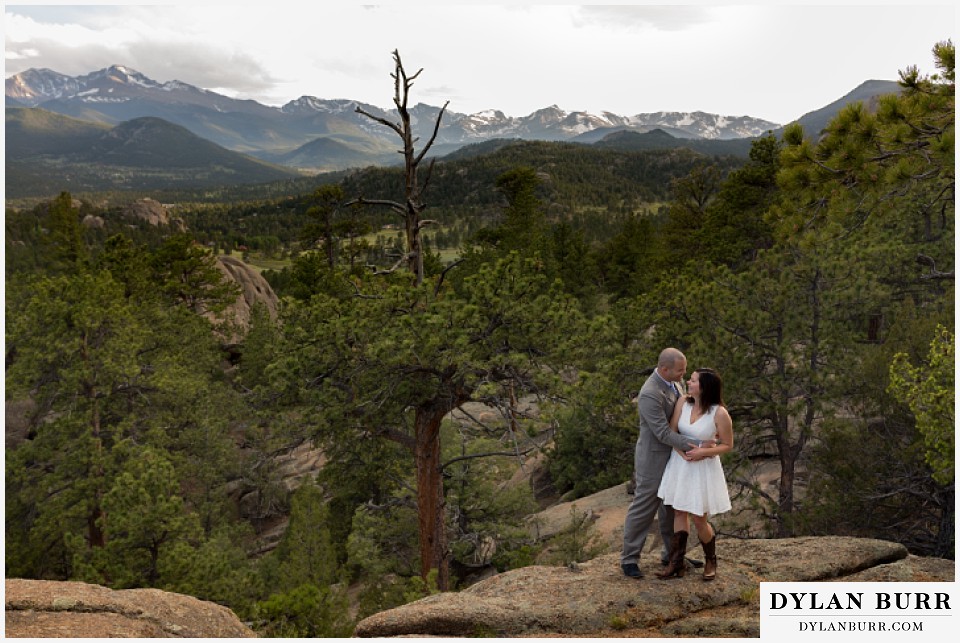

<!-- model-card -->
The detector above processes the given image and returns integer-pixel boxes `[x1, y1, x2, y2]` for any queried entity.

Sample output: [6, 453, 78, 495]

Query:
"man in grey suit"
[621, 347, 713, 578]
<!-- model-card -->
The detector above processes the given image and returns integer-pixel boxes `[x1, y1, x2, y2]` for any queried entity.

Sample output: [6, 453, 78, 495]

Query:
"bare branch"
[369, 254, 416, 276]
[344, 196, 406, 217]
[421, 157, 439, 197]
[354, 106, 402, 137]
[434, 259, 464, 296]
[449, 403, 499, 434]
[347, 279, 384, 300]
[440, 445, 539, 471]
[916, 254, 955, 280]
[416, 219, 440, 231]
[250, 436, 309, 471]
[415, 101, 450, 166]
[392, 50, 422, 111]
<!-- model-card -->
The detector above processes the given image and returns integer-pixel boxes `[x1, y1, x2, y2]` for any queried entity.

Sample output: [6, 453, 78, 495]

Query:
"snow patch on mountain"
[83, 96, 131, 104]
[282, 96, 367, 115]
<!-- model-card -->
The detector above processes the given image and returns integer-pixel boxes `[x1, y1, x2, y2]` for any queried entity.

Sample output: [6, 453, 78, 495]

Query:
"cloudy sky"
[4, 2, 956, 125]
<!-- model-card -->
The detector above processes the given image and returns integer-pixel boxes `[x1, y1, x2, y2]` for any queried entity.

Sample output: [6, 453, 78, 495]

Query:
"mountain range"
[5, 64, 902, 197]
[5, 66, 786, 159]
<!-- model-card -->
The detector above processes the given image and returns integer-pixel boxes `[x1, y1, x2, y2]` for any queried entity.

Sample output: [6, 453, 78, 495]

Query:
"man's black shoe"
[621, 562, 643, 578]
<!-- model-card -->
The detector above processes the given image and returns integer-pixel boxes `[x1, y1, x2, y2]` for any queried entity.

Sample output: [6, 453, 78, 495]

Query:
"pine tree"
[888, 325, 955, 485]
[270, 479, 339, 591]
[273, 252, 609, 588]
[71, 445, 203, 588]
[43, 191, 88, 272]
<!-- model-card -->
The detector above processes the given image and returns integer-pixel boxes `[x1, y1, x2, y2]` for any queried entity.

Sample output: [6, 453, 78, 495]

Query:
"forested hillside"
[5, 108, 302, 198]
[5, 42, 953, 636]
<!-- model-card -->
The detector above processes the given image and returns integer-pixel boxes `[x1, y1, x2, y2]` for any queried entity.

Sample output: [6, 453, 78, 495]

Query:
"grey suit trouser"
[621, 459, 674, 565]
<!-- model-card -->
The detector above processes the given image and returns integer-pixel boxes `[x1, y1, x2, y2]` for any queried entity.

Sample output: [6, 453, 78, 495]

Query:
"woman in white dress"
[656, 368, 734, 581]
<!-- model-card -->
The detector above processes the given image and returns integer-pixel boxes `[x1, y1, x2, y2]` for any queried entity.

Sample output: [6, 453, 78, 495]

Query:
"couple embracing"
[620, 347, 734, 581]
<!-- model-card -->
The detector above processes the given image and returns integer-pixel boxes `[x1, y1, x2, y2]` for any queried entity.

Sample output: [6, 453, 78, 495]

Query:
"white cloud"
[4, 2, 956, 123]
[573, 5, 717, 31]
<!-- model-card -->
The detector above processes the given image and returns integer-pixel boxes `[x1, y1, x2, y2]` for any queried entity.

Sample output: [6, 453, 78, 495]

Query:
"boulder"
[5, 399, 35, 449]
[123, 198, 183, 229]
[213, 255, 279, 332]
[5, 578, 256, 638]
[81, 214, 105, 228]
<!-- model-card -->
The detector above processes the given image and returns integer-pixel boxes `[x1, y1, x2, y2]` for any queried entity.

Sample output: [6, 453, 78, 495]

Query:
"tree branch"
[449, 403, 499, 434]
[420, 157, 438, 196]
[348, 279, 384, 300]
[440, 445, 539, 471]
[434, 259, 464, 296]
[369, 253, 415, 276]
[916, 254, 955, 280]
[372, 426, 417, 452]
[415, 101, 450, 166]
[354, 106, 402, 137]
[416, 219, 440, 231]
[344, 196, 406, 217]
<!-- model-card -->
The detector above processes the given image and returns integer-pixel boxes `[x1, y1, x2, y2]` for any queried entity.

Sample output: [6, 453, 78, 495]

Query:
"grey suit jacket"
[635, 372, 691, 482]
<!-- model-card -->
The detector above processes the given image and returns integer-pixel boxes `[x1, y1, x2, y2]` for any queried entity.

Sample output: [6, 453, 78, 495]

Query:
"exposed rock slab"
[123, 198, 183, 229]
[840, 555, 956, 582]
[5, 579, 256, 638]
[355, 537, 953, 638]
[529, 483, 630, 550]
[212, 255, 279, 340]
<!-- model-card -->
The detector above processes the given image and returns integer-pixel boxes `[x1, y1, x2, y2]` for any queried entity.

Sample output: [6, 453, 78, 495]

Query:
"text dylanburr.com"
[761, 582, 955, 639]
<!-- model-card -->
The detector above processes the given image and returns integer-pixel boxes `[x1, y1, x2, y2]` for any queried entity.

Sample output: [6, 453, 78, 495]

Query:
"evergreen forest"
[4, 43, 954, 635]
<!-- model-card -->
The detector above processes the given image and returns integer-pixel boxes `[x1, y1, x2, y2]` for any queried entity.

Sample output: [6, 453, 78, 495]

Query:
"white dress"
[657, 402, 732, 516]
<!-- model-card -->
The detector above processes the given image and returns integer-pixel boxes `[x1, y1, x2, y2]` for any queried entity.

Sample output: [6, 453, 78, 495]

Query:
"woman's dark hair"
[691, 368, 724, 411]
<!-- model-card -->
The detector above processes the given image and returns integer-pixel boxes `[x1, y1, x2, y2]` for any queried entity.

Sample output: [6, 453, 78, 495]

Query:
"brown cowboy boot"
[655, 531, 688, 579]
[701, 534, 717, 581]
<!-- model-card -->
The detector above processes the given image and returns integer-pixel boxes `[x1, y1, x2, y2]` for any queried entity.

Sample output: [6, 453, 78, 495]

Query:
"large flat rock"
[5, 579, 256, 638]
[355, 537, 953, 637]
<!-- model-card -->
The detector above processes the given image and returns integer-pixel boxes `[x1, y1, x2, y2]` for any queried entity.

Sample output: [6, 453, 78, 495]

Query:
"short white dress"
[657, 402, 732, 516]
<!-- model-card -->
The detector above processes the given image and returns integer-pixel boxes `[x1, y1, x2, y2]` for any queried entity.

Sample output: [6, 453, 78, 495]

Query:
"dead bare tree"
[351, 50, 456, 589]
[351, 49, 449, 286]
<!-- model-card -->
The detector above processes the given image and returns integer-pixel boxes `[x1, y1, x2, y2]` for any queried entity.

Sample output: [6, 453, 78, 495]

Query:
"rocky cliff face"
[4, 579, 256, 638]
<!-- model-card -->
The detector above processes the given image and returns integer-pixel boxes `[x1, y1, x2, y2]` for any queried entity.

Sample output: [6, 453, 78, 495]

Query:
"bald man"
[621, 348, 713, 578]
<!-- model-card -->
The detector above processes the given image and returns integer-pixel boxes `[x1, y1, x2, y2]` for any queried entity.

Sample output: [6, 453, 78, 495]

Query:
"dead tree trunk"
[353, 50, 458, 587]
[353, 49, 448, 286]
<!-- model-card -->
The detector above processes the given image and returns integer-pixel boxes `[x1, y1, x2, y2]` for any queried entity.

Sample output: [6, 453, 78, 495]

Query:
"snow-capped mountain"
[10, 65, 175, 105]
[5, 65, 276, 120]
[626, 111, 775, 140]
[6, 68, 82, 104]
[8, 64, 899, 173]
[6, 65, 779, 150]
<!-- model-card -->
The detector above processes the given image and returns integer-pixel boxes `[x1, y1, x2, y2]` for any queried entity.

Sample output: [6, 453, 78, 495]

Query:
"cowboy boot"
[655, 531, 688, 579]
[701, 534, 717, 581]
